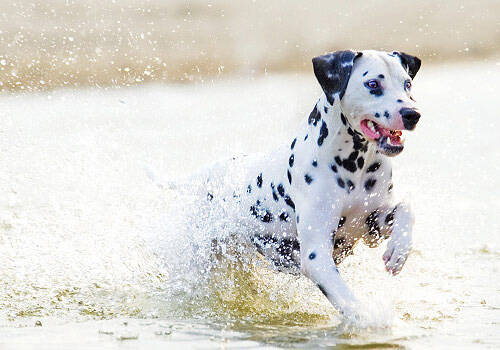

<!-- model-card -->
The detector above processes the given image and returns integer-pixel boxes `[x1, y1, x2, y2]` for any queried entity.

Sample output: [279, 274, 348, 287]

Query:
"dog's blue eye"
[405, 80, 412, 90]
[365, 80, 379, 89]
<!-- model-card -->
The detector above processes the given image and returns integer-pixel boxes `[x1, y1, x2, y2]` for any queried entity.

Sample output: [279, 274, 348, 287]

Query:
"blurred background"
[0, 0, 499, 92]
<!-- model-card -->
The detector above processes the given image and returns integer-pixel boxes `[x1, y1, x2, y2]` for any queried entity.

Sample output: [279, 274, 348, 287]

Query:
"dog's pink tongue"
[360, 120, 380, 139]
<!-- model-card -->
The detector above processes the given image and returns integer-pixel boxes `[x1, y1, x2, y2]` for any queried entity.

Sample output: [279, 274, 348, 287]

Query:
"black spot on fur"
[337, 177, 345, 188]
[324, 106, 328, 114]
[397, 99, 403, 103]
[291, 138, 297, 150]
[251, 235, 300, 269]
[251, 234, 277, 254]
[378, 74, 385, 79]
[270, 183, 279, 202]
[340, 113, 347, 125]
[289, 154, 294, 167]
[365, 178, 377, 191]
[346, 180, 355, 193]
[250, 203, 274, 223]
[312, 160, 318, 167]
[366, 210, 381, 238]
[348, 151, 358, 161]
[357, 157, 364, 169]
[331, 164, 338, 173]
[370, 88, 383, 97]
[257, 173, 263, 188]
[385, 206, 397, 226]
[284, 195, 295, 210]
[304, 174, 313, 184]
[317, 284, 328, 297]
[275, 238, 300, 267]
[304, 134, 308, 141]
[351, 133, 367, 153]
[279, 211, 289, 222]
[338, 216, 346, 229]
[247, 185, 252, 193]
[367, 162, 381, 173]
[334, 156, 342, 166]
[353, 140, 364, 151]
[363, 71, 368, 76]
[309, 252, 316, 260]
[277, 184, 285, 197]
[353, 133, 366, 143]
[318, 120, 329, 146]
[207, 192, 214, 201]
[334, 236, 346, 249]
[342, 159, 357, 173]
[262, 211, 273, 223]
[296, 215, 300, 224]
[287, 169, 292, 185]
[384, 111, 390, 118]
[308, 106, 321, 126]
[388, 183, 394, 193]
[375, 112, 380, 118]
[272, 192, 278, 202]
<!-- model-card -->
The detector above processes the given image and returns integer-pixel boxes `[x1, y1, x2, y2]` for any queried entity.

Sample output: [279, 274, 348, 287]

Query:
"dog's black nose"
[400, 108, 420, 130]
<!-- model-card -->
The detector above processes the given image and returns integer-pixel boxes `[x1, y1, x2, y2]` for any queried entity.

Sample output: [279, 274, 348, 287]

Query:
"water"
[0, 61, 499, 348]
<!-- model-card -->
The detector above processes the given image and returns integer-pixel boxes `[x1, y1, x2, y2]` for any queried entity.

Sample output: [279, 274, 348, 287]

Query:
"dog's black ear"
[394, 51, 421, 79]
[312, 50, 361, 104]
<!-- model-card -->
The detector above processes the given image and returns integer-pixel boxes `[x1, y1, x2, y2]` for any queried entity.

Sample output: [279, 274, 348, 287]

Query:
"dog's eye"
[405, 80, 412, 90]
[365, 80, 379, 89]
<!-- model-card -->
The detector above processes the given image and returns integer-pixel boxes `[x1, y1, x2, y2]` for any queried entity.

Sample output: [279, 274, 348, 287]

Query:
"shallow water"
[0, 61, 499, 349]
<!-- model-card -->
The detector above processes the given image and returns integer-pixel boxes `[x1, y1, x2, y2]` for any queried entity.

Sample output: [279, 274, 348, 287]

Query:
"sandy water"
[0, 61, 499, 349]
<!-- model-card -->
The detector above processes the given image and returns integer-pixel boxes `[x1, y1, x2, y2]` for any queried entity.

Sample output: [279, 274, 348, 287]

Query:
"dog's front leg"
[383, 202, 414, 275]
[295, 196, 359, 318]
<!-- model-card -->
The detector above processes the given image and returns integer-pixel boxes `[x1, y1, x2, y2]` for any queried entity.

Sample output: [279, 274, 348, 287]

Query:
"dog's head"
[313, 50, 421, 156]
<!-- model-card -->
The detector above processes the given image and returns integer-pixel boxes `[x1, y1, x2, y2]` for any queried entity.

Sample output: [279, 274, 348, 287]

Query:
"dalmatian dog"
[185, 49, 421, 320]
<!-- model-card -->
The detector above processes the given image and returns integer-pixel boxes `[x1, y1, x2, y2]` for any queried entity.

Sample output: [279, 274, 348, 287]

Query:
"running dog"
[188, 49, 421, 320]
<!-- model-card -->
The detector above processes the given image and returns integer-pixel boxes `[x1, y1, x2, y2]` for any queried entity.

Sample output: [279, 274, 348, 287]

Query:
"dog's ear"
[312, 50, 361, 105]
[394, 51, 421, 79]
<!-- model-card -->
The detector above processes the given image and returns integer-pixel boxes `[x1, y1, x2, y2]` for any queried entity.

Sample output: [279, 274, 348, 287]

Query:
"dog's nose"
[400, 108, 420, 130]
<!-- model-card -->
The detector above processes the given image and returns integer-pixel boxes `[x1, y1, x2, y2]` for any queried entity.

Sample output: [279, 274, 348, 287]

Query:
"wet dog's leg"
[362, 202, 413, 275]
[382, 202, 413, 275]
[295, 193, 360, 318]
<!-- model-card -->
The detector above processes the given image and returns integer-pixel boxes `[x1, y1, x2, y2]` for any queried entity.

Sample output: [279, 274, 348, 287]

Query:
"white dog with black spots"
[169, 49, 422, 321]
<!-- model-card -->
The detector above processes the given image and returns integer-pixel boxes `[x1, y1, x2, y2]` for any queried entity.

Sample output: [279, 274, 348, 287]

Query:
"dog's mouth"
[360, 119, 404, 156]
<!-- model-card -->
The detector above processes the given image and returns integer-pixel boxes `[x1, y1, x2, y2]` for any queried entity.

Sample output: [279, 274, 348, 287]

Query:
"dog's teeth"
[367, 121, 377, 133]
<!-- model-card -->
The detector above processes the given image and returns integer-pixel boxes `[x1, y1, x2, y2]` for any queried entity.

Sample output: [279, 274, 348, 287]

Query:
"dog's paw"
[382, 236, 411, 275]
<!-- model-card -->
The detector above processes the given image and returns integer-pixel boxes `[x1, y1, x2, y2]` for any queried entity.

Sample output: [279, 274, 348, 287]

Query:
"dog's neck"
[304, 94, 379, 177]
